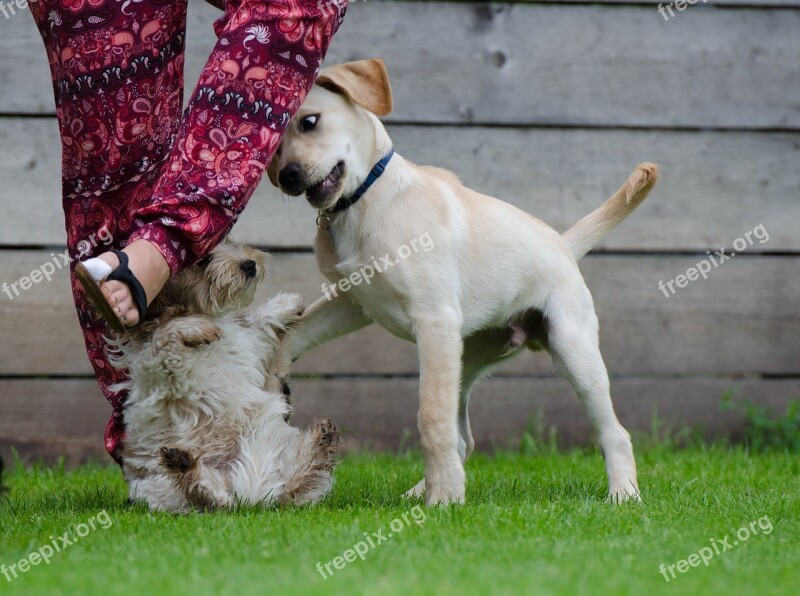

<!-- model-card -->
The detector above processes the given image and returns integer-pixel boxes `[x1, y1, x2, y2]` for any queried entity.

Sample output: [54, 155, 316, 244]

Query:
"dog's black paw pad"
[160, 447, 195, 473]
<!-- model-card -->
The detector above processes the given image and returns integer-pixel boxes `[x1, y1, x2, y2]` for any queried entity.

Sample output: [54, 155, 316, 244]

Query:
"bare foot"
[96, 240, 170, 327]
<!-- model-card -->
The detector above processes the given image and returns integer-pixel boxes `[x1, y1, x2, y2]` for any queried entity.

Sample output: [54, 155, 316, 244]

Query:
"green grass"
[1, 446, 799, 595]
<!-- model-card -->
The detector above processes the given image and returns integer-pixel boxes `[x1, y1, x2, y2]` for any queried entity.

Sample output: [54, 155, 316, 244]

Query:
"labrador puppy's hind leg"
[545, 286, 639, 502]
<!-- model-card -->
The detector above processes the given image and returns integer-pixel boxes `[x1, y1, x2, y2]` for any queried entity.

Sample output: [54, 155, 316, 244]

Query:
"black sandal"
[75, 249, 148, 334]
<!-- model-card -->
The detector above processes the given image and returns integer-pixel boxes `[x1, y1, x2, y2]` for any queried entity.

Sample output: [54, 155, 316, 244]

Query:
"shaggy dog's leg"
[160, 447, 232, 511]
[131, 315, 224, 387]
[282, 419, 340, 506]
[127, 472, 192, 513]
[250, 293, 306, 412]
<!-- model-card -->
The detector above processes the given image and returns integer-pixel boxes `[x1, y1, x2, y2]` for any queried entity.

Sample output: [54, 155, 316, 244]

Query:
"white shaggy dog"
[111, 240, 340, 513]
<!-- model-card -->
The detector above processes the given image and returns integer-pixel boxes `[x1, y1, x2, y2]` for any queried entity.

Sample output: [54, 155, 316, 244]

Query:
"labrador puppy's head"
[268, 59, 393, 212]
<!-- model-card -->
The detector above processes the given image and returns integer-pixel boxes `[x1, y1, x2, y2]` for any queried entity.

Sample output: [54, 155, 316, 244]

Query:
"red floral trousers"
[30, 0, 347, 463]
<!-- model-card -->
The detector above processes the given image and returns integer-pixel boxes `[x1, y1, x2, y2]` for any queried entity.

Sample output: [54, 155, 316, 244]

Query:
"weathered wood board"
[2, 377, 798, 464]
[2, 118, 798, 251]
[3, 3, 799, 128]
[0, 251, 797, 377]
[1, 0, 797, 463]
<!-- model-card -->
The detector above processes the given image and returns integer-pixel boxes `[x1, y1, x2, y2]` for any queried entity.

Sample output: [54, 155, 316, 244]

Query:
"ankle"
[124, 240, 171, 285]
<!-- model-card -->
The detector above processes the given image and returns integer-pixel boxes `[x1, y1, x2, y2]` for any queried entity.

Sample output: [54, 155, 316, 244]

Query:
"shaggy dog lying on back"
[111, 239, 340, 513]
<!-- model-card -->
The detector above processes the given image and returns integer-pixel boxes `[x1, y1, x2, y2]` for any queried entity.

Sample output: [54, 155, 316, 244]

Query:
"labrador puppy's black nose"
[278, 162, 304, 195]
[241, 259, 257, 278]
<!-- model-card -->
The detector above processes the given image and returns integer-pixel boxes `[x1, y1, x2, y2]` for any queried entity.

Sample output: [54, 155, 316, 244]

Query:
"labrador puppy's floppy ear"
[316, 58, 393, 116]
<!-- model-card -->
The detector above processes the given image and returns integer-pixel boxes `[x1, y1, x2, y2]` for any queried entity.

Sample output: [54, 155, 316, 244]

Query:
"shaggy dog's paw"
[313, 418, 340, 455]
[279, 293, 306, 319]
[256, 293, 306, 331]
[283, 419, 341, 506]
[160, 447, 196, 473]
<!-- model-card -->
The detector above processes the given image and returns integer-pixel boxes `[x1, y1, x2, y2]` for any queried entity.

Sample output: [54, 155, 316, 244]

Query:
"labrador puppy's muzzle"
[278, 161, 347, 209]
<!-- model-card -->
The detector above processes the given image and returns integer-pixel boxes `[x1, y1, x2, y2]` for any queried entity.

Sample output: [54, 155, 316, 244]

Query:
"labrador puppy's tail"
[563, 163, 659, 260]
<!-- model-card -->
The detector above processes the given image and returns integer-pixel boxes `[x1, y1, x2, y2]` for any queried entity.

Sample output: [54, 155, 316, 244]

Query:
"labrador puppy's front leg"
[289, 293, 373, 360]
[414, 311, 465, 506]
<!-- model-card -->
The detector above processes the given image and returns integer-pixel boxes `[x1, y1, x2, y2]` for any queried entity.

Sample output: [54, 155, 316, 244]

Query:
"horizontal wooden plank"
[0, 251, 797, 376]
[2, 377, 798, 464]
[435, 1, 800, 5]
[3, 3, 799, 128]
[3, 118, 798, 251]
[553, 1, 800, 4]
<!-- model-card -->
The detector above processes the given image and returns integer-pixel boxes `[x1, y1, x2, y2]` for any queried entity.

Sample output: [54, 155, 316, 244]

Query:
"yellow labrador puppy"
[268, 59, 658, 505]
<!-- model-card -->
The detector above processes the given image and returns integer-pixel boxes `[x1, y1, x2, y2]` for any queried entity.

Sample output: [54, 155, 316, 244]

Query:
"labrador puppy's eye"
[300, 114, 319, 132]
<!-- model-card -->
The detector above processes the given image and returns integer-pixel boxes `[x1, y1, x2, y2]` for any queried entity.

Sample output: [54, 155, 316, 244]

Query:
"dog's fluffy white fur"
[110, 240, 339, 513]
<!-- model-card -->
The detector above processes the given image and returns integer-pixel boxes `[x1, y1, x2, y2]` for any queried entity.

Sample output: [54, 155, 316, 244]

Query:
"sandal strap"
[106, 249, 148, 322]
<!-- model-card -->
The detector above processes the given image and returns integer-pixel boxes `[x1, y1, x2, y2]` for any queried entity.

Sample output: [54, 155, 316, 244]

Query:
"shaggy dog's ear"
[316, 59, 394, 116]
[267, 155, 280, 188]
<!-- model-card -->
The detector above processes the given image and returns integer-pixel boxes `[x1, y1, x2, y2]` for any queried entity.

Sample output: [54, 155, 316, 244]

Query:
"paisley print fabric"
[30, 0, 348, 463]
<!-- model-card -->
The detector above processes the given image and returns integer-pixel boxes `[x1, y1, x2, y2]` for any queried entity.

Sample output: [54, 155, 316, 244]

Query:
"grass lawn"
[1, 445, 798, 595]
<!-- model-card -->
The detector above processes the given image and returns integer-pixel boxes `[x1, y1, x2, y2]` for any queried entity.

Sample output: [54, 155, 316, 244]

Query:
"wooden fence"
[1, 0, 798, 463]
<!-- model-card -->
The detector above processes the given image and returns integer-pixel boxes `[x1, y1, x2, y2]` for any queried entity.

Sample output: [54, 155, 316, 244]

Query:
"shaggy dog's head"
[147, 239, 267, 321]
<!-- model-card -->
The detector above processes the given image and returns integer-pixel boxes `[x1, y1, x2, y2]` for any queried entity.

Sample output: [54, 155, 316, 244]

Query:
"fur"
[111, 239, 339, 513]
[268, 59, 659, 505]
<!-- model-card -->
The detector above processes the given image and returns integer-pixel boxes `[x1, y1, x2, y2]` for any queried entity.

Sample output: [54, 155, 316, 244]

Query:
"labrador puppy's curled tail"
[563, 163, 659, 260]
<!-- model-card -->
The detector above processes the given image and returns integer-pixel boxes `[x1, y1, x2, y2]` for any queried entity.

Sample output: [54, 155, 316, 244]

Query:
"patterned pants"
[30, 0, 347, 463]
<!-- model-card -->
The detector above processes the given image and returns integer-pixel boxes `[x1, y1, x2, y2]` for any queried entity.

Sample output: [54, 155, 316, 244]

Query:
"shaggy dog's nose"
[278, 163, 303, 195]
[241, 260, 257, 278]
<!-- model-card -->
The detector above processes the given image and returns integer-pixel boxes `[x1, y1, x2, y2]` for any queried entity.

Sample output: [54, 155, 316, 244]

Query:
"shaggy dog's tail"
[563, 163, 659, 260]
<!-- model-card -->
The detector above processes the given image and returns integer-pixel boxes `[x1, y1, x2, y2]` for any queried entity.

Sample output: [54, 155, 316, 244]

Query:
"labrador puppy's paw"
[424, 464, 466, 506]
[403, 478, 425, 499]
[608, 482, 641, 504]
